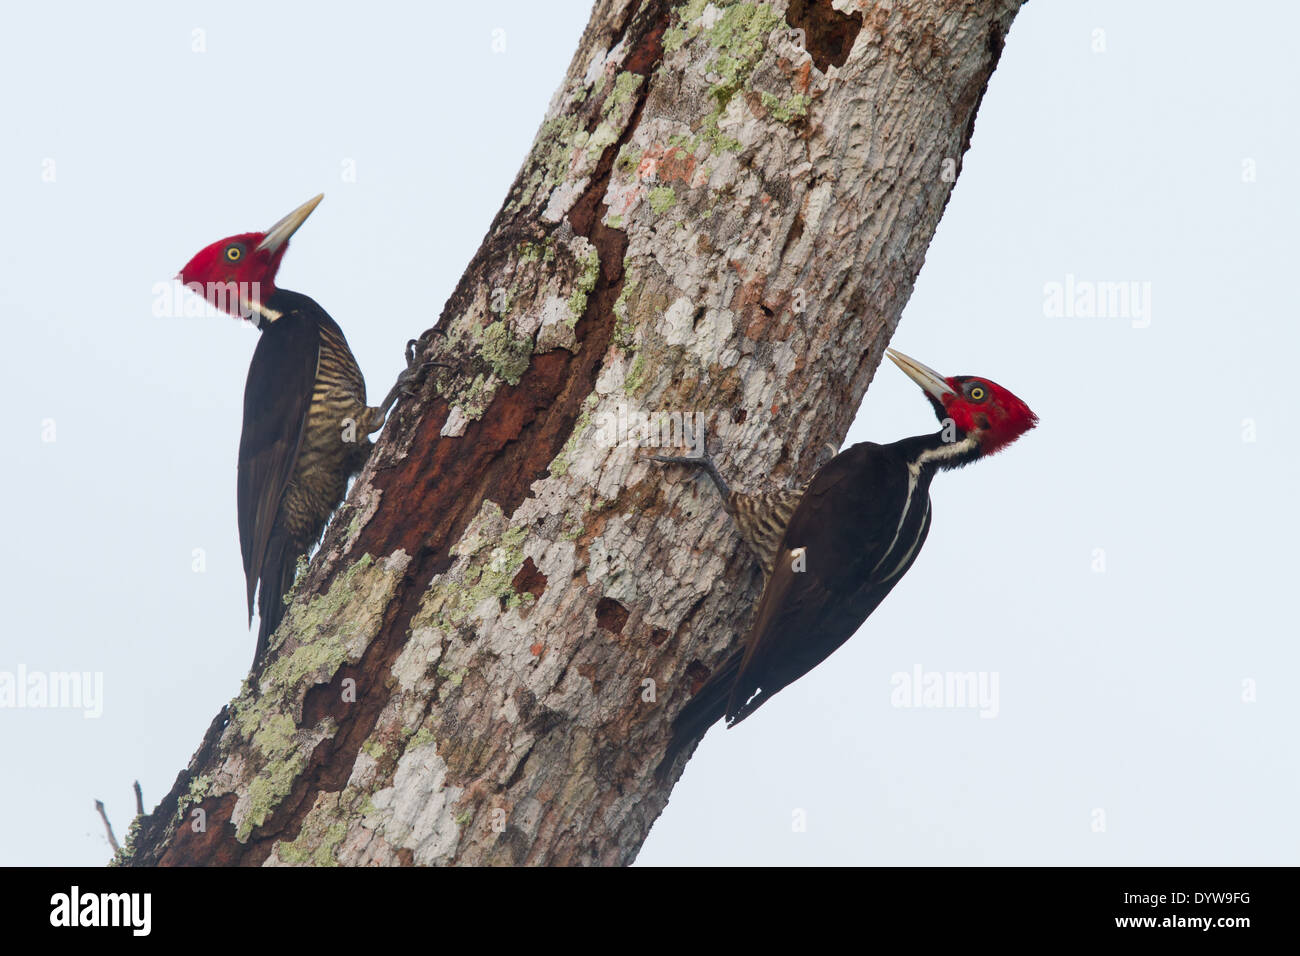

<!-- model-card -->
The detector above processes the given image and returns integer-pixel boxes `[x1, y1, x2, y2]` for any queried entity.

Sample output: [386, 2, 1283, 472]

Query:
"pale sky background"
[2, 1, 1296, 866]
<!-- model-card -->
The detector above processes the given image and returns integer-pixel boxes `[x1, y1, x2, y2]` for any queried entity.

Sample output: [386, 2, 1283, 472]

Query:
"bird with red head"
[178, 194, 322, 324]
[652, 348, 1038, 780]
[178, 195, 427, 667]
[885, 348, 1039, 459]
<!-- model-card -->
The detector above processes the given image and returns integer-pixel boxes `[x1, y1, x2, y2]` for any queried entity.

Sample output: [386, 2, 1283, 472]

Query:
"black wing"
[724, 440, 930, 725]
[237, 309, 320, 623]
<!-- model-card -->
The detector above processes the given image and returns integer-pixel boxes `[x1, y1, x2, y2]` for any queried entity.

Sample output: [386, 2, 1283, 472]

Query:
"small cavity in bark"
[596, 597, 631, 634]
[785, 0, 863, 73]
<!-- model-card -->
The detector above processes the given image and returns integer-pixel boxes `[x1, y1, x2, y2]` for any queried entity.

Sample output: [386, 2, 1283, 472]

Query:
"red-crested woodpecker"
[653, 349, 1038, 777]
[179, 195, 422, 665]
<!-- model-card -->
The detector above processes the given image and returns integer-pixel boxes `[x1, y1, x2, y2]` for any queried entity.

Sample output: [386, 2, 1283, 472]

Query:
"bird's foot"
[642, 437, 731, 500]
[377, 340, 455, 418]
[644, 451, 710, 466]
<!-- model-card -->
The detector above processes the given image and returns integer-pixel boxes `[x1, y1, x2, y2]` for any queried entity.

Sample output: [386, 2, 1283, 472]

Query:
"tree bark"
[121, 0, 1023, 867]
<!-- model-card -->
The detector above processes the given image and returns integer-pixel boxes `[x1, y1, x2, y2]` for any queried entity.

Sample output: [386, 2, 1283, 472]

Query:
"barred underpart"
[727, 488, 804, 580]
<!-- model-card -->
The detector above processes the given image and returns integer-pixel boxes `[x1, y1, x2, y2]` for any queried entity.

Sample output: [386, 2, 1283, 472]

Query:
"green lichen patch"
[516, 238, 556, 265]
[108, 815, 143, 867]
[253, 552, 382, 698]
[510, 70, 644, 214]
[567, 244, 602, 325]
[253, 712, 298, 760]
[176, 772, 212, 818]
[457, 373, 495, 421]
[760, 91, 810, 123]
[436, 664, 467, 687]
[613, 274, 642, 348]
[226, 551, 405, 841]
[604, 71, 643, 117]
[345, 509, 365, 545]
[272, 792, 349, 867]
[481, 321, 533, 386]
[624, 353, 649, 395]
[614, 144, 644, 177]
[579, 72, 643, 167]
[583, 122, 620, 165]
[664, 0, 712, 53]
[281, 554, 311, 607]
[648, 185, 678, 214]
[275, 820, 346, 866]
[667, 131, 703, 153]
[560, 514, 585, 541]
[417, 503, 532, 635]
[504, 590, 536, 611]
[667, 1, 786, 152]
[514, 114, 581, 210]
[240, 756, 307, 841]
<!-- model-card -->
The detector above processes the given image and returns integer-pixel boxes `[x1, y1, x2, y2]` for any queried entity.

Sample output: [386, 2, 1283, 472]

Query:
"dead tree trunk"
[121, 0, 1023, 866]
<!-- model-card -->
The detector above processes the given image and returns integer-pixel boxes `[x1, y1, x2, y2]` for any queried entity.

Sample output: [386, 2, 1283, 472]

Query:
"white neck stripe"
[914, 434, 979, 469]
[246, 300, 282, 326]
[870, 436, 977, 576]
[879, 498, 930, 584]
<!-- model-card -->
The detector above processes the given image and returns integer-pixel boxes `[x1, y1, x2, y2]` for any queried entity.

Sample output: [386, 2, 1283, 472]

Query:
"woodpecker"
[179, 195, 421, 665]
[653, 349, 1038, 777]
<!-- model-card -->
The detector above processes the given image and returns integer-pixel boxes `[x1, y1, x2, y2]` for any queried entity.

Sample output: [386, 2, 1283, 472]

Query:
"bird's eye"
[967, 384, 987, 402]
[225, 244, 243, 262]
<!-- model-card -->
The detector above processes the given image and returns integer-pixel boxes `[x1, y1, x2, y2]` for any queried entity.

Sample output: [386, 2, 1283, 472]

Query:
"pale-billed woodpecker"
[652, 349, 1038, 777]
[179, 195, 422, 665]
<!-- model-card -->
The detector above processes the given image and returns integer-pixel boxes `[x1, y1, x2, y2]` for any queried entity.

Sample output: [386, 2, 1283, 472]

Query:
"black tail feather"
[655, 651, 743, 782]
[254, 533, 296, 667]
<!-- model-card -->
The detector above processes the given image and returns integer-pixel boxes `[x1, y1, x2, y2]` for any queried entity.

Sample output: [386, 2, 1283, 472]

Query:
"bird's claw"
[644, 452, 709, 466]
[642, 455, 696, 468]
[641, 440, 730, 499]
[394, 342, 455, 397]
[377, 344, 455, 417]
[393, 363, 422, 399]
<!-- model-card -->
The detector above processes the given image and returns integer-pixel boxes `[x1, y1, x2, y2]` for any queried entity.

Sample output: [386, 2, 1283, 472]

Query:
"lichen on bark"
[119, 0, 1024, 867]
